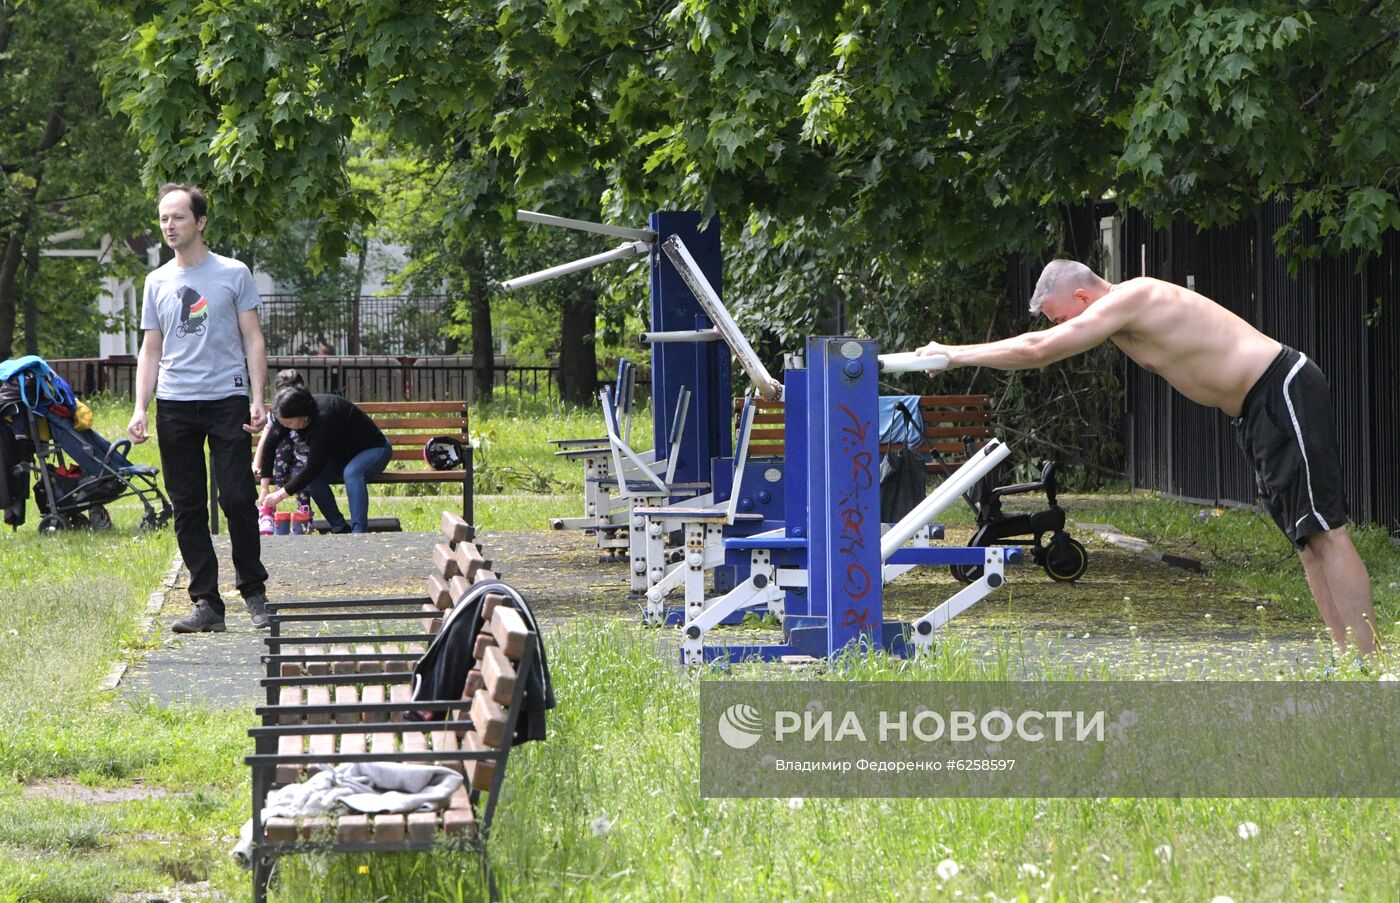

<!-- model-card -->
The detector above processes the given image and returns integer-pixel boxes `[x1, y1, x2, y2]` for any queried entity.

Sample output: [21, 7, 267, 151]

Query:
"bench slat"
[306, 686, 331, 723]
[440, 511, 474, 545]
[276, 736, 302, 784]
[433, 543, 461, 580]
[265, 817, 297, 842]
[443, 787, 478, 839]
[470, 689, 508, 748]
[372, 470, 470, 483]
[454, 542, 485, 580]
[373, 813, 406, 842]
[463, 730, 496, 791]
[334, 686, 359, 722]
[481, 593, 505, 624]
[371, 416, 470, 430]
[356, 401, 468, 414]
[338, 813, 371, 843]
[482, 645, 517, 707]
[490, 606, 530, 660]
[330, 646, 355, 677]
[426, 573, 452, 610]
[407, 810, 438, 842]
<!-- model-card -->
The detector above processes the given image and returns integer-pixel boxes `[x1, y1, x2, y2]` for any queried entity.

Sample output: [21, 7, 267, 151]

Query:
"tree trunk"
[0, 231, 23, 359]
[348, 231, 367, 355]
[464, 245, 493, 401]
[20, 241, 40, 355]
[556, 285, 598, 405]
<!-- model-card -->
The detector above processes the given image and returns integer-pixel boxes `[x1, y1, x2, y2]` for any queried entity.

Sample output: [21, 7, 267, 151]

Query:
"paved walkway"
[119, 524, 1331, 708]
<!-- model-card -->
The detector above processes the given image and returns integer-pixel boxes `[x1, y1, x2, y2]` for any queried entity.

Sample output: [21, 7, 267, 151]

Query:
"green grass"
[3, 396, 1399, 900]
[268, 621, 1400, 902]
[1068, 490, 1400, 627]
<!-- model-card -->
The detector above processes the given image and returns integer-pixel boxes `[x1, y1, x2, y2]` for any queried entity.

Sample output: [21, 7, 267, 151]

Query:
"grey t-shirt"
[140, 251, 261, 401]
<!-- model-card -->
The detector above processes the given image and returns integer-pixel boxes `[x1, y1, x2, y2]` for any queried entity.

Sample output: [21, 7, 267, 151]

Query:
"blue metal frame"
[648, 212, 731, 487]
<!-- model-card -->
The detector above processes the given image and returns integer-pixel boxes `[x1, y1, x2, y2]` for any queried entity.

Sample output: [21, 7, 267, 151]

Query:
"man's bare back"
[1099, 278, 1280, 416]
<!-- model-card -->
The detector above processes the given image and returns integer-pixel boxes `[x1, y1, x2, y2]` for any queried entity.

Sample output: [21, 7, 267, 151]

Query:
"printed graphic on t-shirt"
[174, 285, 208, 338]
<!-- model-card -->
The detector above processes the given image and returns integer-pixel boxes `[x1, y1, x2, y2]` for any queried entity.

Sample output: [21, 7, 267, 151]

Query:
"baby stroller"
[1, 356, 171, 532]
[933, 436, 1089, 585]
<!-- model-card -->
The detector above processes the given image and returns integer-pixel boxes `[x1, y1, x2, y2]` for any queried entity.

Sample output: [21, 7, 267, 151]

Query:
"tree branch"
[1300, 12, 1398, 111]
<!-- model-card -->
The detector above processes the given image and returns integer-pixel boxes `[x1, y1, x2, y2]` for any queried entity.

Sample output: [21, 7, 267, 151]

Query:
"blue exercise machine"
[659, 236, 1022, 663]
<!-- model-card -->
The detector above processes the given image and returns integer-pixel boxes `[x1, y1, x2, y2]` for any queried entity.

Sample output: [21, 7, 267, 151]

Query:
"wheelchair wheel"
[1044, 536, 1088, 583]
[950, 563, 982, 584]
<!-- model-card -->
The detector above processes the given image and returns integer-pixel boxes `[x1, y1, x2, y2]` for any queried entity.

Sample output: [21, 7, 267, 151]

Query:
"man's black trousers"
[156, 395, 267, 614]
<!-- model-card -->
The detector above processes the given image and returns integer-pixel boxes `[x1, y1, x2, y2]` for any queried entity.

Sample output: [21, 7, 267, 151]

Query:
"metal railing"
[46, 356, 570, 403]
[259, 294, 453, 356]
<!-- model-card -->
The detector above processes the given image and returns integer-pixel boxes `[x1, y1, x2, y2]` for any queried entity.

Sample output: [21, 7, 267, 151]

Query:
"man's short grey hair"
[1028, 260, 1108, 315]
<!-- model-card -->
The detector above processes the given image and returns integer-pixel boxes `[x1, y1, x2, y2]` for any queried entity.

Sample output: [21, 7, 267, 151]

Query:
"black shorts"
[1232, 346, 1348, 548]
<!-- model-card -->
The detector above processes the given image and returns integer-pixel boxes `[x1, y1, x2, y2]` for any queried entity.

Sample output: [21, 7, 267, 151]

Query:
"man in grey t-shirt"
[128, 183, 272, 634]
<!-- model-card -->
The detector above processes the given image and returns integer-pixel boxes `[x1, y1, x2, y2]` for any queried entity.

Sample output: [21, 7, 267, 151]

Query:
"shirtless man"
[915, 259, 1376, 655]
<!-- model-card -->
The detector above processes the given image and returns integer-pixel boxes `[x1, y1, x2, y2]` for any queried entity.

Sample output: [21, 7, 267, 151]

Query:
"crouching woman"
[259, 388, 392, 533]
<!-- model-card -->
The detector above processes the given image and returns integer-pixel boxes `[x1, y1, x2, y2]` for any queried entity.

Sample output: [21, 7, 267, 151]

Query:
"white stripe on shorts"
[1281, 354, 1329, 532]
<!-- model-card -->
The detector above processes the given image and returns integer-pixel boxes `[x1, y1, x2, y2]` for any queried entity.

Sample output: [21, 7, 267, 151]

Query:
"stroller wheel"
[1044, 536, 1088, 583]
[64, 512, 91, 530]
[89, 506, 113, 531]
[139, 512, 160, 532]
[38, 514, 66, 533]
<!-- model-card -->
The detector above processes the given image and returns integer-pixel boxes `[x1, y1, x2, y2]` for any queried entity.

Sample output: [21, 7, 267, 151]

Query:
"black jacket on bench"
[409, 579, 555, 744]
[258, 394, 389, 496]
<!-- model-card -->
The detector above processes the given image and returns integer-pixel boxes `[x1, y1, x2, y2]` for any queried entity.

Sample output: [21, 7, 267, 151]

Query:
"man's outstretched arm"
[916, 292, 1137, 371]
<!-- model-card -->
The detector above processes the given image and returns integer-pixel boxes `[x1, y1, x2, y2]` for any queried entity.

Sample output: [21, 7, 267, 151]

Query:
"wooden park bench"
[244, 511, 535, 902]
[211, 400, 473, 535]
[743, 394, 993, 470]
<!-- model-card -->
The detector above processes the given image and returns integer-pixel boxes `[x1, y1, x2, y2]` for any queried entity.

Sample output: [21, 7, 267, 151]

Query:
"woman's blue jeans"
[307, 443, 392, 533]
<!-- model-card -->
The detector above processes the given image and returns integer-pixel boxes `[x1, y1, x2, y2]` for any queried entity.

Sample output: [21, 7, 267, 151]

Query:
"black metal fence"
[259, 294, 453, 355]
[50, 356, 562, 403]
[1119, 202, 1400, 534]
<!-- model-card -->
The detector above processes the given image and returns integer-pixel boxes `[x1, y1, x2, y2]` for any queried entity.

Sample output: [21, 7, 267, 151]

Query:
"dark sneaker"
[172, 600, 226, 634]
[242, 593, 271, 629]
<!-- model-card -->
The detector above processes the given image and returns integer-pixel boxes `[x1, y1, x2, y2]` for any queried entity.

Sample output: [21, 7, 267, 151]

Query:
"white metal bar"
[600, 386, 668, 495]
[725, 399, 758, 523]
[661, 236, 783, 400]
[880, 440, 1011, 559]
[912, 548, 1007, 645]
[515, 209, 654, 242]
[663, 387, 691, 484]
[638, 329, 723, 344]
[502, 240, 650, 292]
[879, 351, 949, 373]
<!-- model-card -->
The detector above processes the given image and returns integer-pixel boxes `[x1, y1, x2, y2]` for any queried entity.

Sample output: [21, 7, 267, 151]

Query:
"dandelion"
[787, 797, 805, 810]
[1236, 821, 1260, 840]
[590, 815, 613, 837]
[1153, 844, 1172, 863]
[1256, 604, 1266, 612]
[936, 858, 960, 881]
[358, 864, 370, 875]
[1380, 674, 1398, 682]
[1209, 896, 1235, 903]
[1204, 613, 1213, 620]
[1018, 863, 1045, 879]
